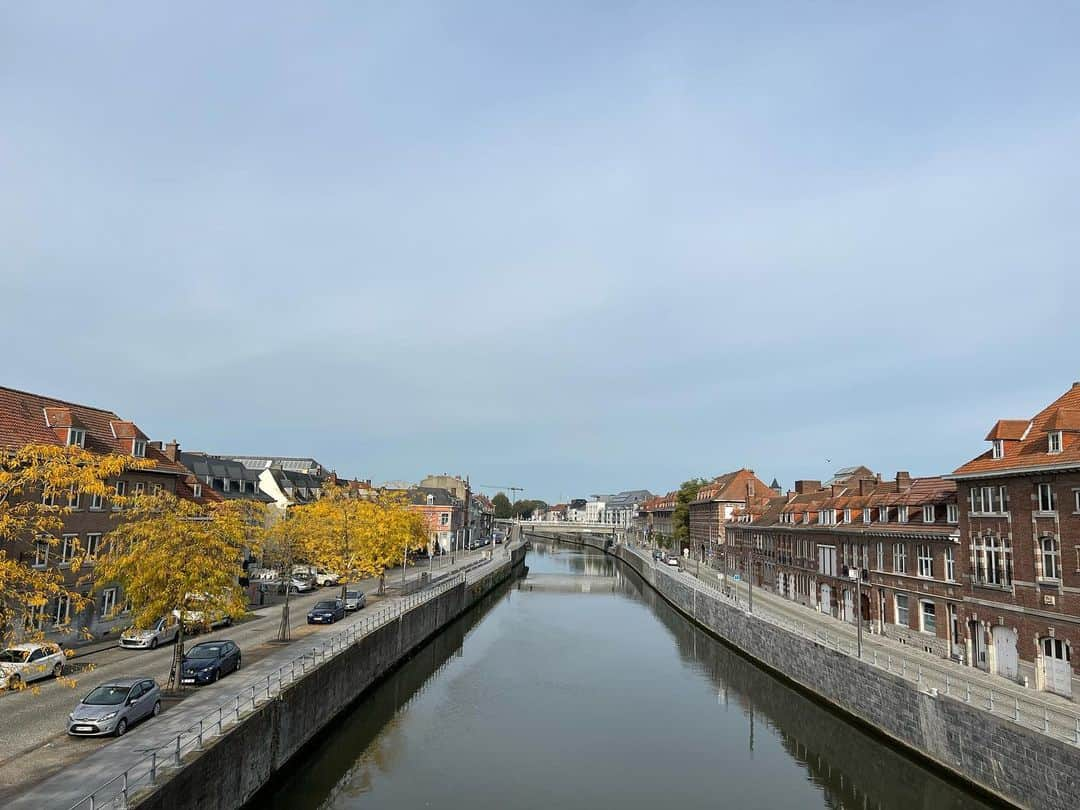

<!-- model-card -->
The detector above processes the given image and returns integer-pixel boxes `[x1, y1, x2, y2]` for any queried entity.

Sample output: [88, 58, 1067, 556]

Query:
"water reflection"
[252, 542, 994, 810]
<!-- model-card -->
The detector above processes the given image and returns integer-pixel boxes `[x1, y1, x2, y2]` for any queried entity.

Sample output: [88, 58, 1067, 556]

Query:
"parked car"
[314, 569, 340, 587]
[180, 640, 241, 685]
[290, 576, 315, 593]
[120, 616, 179, 650]
[307, 599, 346, 624]
[172, 593, 235, 633]
[0, 642, 66, 689]
[67, 678, 160, 737]
[652, 550, 664, 561]
[344, 590, 366, 611]
[665, 556, 680, 567]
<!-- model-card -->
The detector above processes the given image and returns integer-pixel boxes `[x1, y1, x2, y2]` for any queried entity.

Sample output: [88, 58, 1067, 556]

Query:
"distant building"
[642, 491, 677, 543]
[689, 469, 775, 561]
[566, 499, 588, 522]
[420, 474, 469, 501]
[408, 487, 466, 553]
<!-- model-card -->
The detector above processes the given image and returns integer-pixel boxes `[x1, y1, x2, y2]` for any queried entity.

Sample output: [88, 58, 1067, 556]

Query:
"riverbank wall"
[134, 546, 526, 810]
[537, 531, 1077, 810]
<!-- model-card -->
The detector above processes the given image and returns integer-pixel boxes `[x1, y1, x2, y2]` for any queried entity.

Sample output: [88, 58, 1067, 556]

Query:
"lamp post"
[850, 567, 863, 659]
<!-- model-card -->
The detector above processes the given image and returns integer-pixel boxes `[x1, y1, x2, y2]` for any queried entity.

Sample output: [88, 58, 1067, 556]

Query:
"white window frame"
[1036, 483, 1056, 513]
[893, 543, 907, 573]
[843, 508, 852, 524]
[60, 534, 78, 564]
[992, 439, 1004, 459]
[132, 482, 146, 497]
[971, 533, 1011, 587]
[876, 542, 884, 571]
[879, 506, 888, 522]
[113, 480, 127, 510]
[920, 600, 936, 635]
[132, 440, 147, 458]
[894, 594, 909, 627]
[916, 544, 933, 578]
[862, 507, 871, 523]
[970, 485, 1009, 515]
[54, 593, 71, 627]
[944, 546, 955, 581]
[1041, 535, 1060, 580]
[440, 512, 450, 526]
[947, 503, 958, 523]
[85, 533, 102, 560]
[922, 504, 934, 523]
[33, 539, 50, 568]
[193, 483, 202, 498]
[101, 587, 119, 618]
[898, 506, 909, 523]
[1049, 431, 1062, 454]
[67, 427, 86, 448]
[89, 492, 103, 511]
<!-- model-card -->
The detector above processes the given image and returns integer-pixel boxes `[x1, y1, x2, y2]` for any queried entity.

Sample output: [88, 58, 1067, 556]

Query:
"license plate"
[73, 725, 94, 732]
[181, 678, 195, 684]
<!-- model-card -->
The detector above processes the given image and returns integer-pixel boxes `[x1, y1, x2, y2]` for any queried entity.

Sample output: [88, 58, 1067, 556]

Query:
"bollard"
[235, 695, 240, 720]
[175, 734, 182, 766]
[1074, 716, 1079, 745]
[945, 673, 950, 695]
[902, 660, 906, 679]
[266, 674, 271, 698]
[1014, 697, 1020, 721]
[989, 689, 994, 711]
[150, 751, 157, 784]
[197, 719, 204, 750]
[218, 706, 224, 733]
[1044, 708, 1050, 733]
[917, 665, 922, 685]
[122, 770, 128, 804]
[966, 683, 971, 703]
[251, 684, 256, 708]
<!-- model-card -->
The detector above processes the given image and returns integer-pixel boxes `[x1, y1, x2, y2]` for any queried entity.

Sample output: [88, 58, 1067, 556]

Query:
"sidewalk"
[625, 543, 1080, 745]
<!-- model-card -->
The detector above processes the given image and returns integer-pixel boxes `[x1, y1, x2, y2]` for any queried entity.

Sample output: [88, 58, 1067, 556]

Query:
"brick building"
[408, 487, 466, 553]
[641, 491, 677, 544]
[0, 386, 214, 643]
[725, 472, 963, 661]
[950, 382, 1080, 697]
[690, 469, 775, 562]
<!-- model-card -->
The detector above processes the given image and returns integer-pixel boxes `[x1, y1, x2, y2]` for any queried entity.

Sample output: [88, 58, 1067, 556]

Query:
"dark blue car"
[180, 640, 241, 685]
[307, 599, 345, 624]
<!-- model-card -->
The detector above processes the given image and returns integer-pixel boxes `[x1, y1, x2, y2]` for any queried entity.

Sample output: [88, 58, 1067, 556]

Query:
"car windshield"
[186, 644, 221, 659]
[0, 649, 30, 663]
[314, 601, 338, 610]
[345, 592, 359, 599]
[82, 685, 131, 705]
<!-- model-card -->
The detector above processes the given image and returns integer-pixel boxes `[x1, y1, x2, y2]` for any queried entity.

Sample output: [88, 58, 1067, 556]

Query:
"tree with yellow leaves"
[93, 492, 257, 689]
[0, 444, 147, 649]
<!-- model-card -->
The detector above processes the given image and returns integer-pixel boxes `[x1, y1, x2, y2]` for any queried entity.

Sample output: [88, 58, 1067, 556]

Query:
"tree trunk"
[169, 616, 185, 691]
[378, 572, 386, 595]
[278, 582, 291, 641]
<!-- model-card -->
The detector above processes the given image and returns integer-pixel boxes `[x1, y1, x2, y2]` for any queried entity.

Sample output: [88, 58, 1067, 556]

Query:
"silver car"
[344, 590, 366, 611]
[68, 678, 161, 737]
[120, 616, 179, 649]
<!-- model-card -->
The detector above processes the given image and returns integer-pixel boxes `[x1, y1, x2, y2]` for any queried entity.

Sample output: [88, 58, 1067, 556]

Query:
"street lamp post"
[851, 568, 863, 658]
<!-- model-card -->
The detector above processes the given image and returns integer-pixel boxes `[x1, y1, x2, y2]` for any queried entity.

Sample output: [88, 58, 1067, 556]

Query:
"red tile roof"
[0, 386, 190, 476]
[984, 419, 1029, 441]
[954, 382, 1080, 477]
[694, 469, 772, 504]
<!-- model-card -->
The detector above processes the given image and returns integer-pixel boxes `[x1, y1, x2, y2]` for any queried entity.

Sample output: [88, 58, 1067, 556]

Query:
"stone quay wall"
[538, 531, 1078, 810]
[135, 546, 526, 810]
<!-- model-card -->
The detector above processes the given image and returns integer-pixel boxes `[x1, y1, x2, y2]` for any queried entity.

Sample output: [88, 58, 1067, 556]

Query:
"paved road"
[0, 548, 496, 803]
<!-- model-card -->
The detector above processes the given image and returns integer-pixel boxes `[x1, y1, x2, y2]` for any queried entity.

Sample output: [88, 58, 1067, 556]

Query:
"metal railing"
[617, 542, 1080, 747]
[68, 565, 481, 810]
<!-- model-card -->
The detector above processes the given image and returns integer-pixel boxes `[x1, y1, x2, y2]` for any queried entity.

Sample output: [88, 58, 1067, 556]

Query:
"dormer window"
[802, 511, 809, 523]
[862, 507, 871, 523]
[193, 483, 202, 498]
[1049, 431, 1062, 454]
[922, 504, 935, 522]
[992, 439, 1004, 459]
[898, 506, 909, 523]
[843, 508, 852, 524]
[67, 428, 86, 448]
[132, 440, 147, 458]
[879, 506, 888, 522]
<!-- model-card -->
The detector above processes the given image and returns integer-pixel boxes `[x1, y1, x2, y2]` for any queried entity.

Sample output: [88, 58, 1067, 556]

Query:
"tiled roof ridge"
[0, 385, 120, 419]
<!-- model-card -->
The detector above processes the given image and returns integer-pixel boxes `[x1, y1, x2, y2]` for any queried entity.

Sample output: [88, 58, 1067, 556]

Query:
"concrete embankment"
[537, 531, 1077, 810]
[134, 547, 526, 810]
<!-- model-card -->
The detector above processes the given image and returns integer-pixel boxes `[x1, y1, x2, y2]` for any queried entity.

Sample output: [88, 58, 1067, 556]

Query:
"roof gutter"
[945, 460, 1080, 480]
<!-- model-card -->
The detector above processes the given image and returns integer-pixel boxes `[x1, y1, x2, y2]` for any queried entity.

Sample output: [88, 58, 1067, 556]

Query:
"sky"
[2, 2, 1078, 503]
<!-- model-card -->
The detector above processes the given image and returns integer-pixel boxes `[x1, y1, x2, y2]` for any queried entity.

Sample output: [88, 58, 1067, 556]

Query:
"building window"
[920, 601, 936, 634]
[33, 539, 50, 568]
[89, 492, 103, 511]
[970, 485, 1008, 514]
[879, 506, 888, 522]
[1048, 431, 1062, 454]
[876, 542, 884, 571]
[843, 508, 851, 524]
[113, 480, 127, 510]
[1036, 483, 1056, 513]
[991, 439, 1004, 459]
[440, 512, 450, 526]
[54, 594, 72, 626]
[1075, 489, 1080, 513]
[863, 507, 871, 523]
[60, 534, 78, 564]
[944, 547, 955, 581]
[67, 427, 86, 447]
[818, 545, 836, 577]
[947, 503, 958, 523]
[1041, 536, 1060, 580]
[193, 484, 202, 498]
[132, 482, 145, 497]
[917, 545, 933, 578]
[101, 587, 119, 618]
[895, 594, 909, 626]
[213, 477, 225, 490]
[971, 534, 1011, 587]
[25, 604, 46, 632]
[85, 533, 102, 560]
[922, 504, 935, 523]
[133, 440, 147, 458]
[41, 490, 57, 507]
[898, 506, 909, 523]
[893, 543, 907, 574]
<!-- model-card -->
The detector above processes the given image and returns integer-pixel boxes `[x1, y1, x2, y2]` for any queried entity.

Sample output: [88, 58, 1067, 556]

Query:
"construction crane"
[476, 484, 525, 500]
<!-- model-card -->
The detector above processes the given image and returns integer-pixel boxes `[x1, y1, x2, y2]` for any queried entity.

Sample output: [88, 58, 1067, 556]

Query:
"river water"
[254, 542, 996, 810]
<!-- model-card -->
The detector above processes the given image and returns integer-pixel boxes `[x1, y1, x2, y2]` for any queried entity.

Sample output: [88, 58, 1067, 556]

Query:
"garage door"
[991, 626, 1018, 680]
[1040, 638, 1072, 698]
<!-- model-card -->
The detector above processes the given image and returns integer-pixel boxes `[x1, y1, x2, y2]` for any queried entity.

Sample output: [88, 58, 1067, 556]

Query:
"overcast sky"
[2, 3, 1078, 502]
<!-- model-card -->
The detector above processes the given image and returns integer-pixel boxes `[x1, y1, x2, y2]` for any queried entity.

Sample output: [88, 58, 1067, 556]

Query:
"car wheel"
[8, 674, 21, 690]
[235, 656, 241, 671]
[53, 662, 63, 678]
[150, 637, 159, 650]
[152, 700, 161, 718]
[115, 718, 128, 737]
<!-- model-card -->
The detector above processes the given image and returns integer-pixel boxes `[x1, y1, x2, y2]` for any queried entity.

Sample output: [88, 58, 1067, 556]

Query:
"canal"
[254, 542, 997, 810]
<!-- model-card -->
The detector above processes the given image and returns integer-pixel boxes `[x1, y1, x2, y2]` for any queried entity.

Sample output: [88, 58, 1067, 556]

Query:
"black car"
[180, 640, 241, 685]
[307, 599, 345, 624]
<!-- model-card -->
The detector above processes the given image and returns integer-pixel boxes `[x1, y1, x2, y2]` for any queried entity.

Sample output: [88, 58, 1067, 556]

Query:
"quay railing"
[615, 542, 1080, 748]
[67, 556, 496, 810]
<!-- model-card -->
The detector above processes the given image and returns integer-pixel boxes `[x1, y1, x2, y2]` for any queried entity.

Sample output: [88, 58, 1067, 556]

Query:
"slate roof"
[954, 382, 1080, 477]
[0, 386, 189, 476]
[179, 452, 274, 503]
[408, 487, 459, 507]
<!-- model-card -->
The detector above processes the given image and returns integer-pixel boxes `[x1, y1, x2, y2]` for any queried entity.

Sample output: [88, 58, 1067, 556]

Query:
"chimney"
[896, 471, 911, 491]
[164, 439, 179, 462]
[794, 480, 822, 494]
[859, 478, 876, 496]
